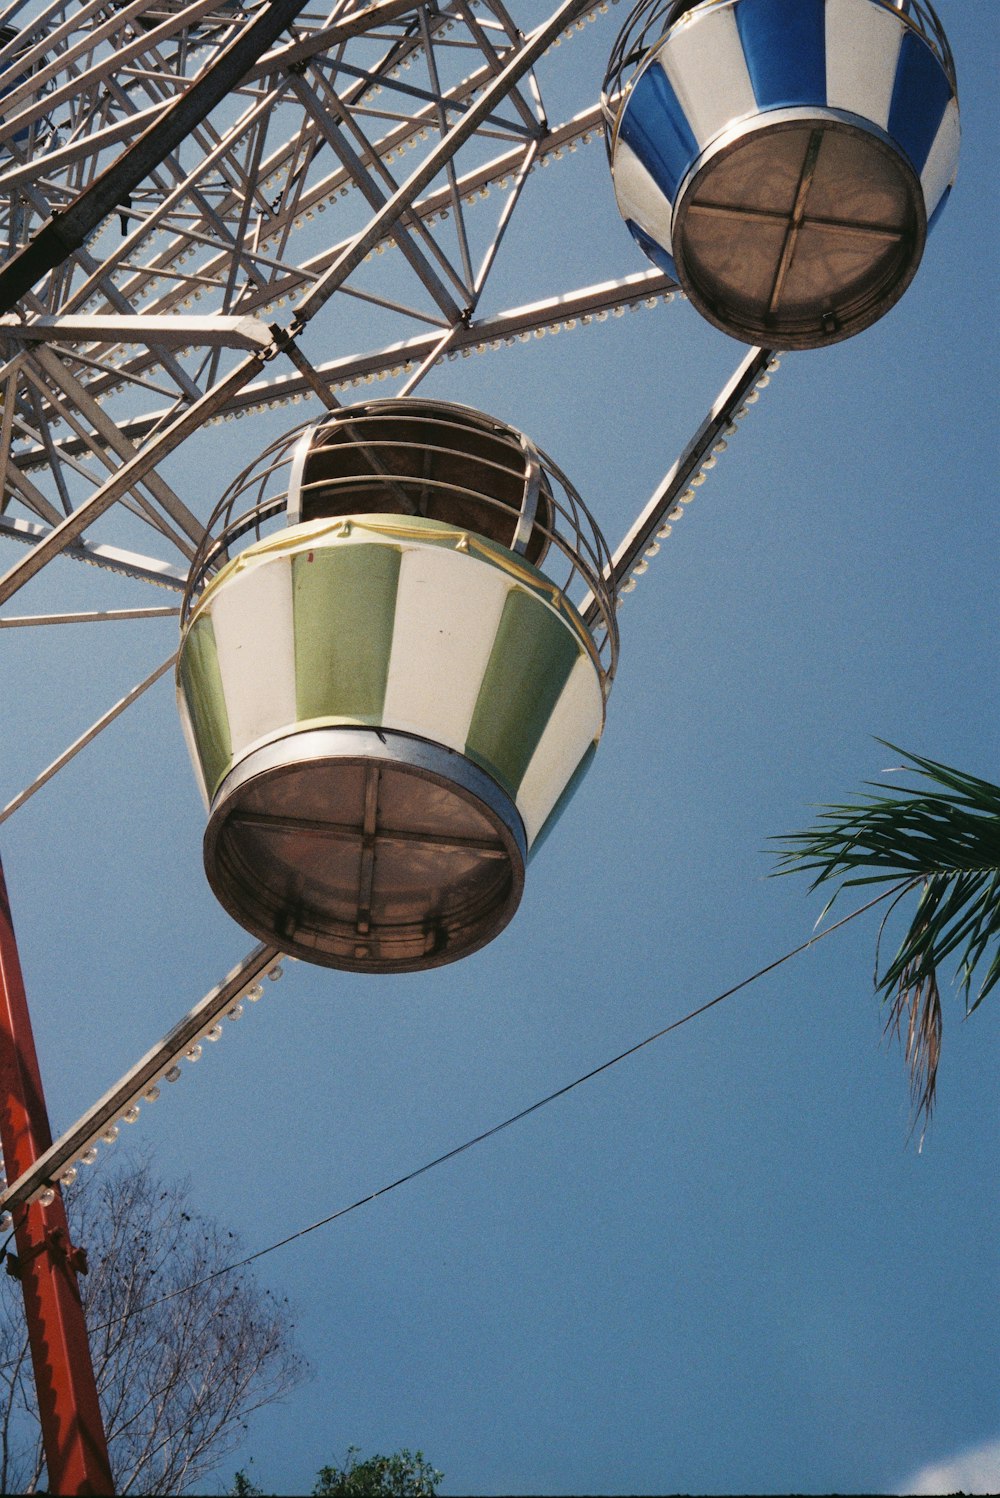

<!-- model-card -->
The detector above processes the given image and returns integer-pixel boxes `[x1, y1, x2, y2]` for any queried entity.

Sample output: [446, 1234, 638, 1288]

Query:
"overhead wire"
[91, 880, 906, 1332]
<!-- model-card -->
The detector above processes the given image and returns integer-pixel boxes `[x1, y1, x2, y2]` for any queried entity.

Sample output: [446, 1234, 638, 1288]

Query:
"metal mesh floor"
[674, 118, 925, 348]
[205, 731, 526, 973]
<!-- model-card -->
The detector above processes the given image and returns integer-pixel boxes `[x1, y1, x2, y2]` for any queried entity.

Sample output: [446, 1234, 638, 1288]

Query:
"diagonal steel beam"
[28, 345, 207, 549]
[581, 347, 777, 624]
[291, 0, 596, 328]
[0, 348, 266, 604]
[0, 0, 312, 311]
[13, 269, 679, 460]
[0, 514, 188, 590]
[0, 943, 283, 1216]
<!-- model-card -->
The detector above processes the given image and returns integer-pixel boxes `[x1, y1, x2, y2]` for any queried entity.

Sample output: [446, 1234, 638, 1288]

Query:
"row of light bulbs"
[618, 358, 783, 605]
[80, 102, 587, 320]
[106, 7, 613, 306]
[202, 290, 680, 423]
[69, 0, 620, 320]
[0, 959, 286, 1226]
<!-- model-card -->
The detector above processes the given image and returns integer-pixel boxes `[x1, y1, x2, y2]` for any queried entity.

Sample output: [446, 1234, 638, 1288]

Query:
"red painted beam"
[0, 857, 114, 1495]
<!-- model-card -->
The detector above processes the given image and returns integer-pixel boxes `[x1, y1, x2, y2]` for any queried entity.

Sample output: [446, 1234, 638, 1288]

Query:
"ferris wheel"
[0, 1, 961, 1491]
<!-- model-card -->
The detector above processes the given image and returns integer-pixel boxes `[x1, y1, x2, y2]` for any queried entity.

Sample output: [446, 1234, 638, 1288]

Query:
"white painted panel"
[825, 0, 903, 129]
[384, 545, 510, 752]
[659, 8, 756, 150]
[516, 651, 604, 847]
[176, 688, 210, 811]
[613, 136, 676, 253]
[920, 95, 961, 217]
[210, 556, 296, 756]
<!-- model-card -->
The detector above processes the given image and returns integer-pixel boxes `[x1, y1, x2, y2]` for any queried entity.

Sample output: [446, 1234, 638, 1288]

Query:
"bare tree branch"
[0, 1158, 308, 1495]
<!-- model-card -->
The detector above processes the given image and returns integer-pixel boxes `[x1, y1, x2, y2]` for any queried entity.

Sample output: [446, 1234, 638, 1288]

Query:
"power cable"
[94, 880, 907, 1330]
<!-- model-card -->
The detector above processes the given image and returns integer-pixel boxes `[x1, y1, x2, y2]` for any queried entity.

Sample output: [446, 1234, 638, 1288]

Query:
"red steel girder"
[0, 857, 114, 1495]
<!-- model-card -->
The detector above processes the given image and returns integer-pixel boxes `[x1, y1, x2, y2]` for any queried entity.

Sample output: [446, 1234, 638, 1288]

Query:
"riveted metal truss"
[0, 0, 780, 1222]
[0, 0, 648, 602]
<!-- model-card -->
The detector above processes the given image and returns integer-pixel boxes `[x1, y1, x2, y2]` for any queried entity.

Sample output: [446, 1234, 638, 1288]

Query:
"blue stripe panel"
[626, 219, 678, 282]
[619, 61, 699, 204]
[927, 184, 952, 236]
[735, 0, 826, 110]
[888, 30, 953, 177]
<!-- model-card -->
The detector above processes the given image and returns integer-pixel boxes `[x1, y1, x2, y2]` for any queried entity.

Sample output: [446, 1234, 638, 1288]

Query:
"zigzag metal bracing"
[0, 0, 621, 582]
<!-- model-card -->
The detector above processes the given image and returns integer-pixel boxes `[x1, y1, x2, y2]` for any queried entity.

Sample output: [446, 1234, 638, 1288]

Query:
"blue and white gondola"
[604, 0, 960, 347]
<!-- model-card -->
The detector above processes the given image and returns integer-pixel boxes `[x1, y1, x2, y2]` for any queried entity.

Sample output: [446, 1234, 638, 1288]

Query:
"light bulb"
[745, 390, 759, 404]
[246, 985, 264, 1002]
[756, 374, 770, 388]
[668, 506, 684, 521]
[227, 1003, 243, 1021]
[39, 1187, 55, 1207]
[165, 1065, 181, 1083]
[101, 1126, 119, 1145]
[656, 523, 673, 539]
[206, 1025, 223, 1042]
[81, 1148, 98, 1166]
[702, 455, 716, 470]
[644, 542, 660, 558]
[633, 559, 648, 576]
[0, 1213, 11, 1231]
[122, 1105, 140, 1124]
[713, 439, 727, 453]
[144, 1084, 160, 1103]
[60, 1166, 77, 1187]
[621, 577, 637, 594]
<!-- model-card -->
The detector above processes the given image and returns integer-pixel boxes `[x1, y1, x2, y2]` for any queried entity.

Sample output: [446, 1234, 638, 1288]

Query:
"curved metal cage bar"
[601, 0, 957, 141]
[181, 401, 619, 694]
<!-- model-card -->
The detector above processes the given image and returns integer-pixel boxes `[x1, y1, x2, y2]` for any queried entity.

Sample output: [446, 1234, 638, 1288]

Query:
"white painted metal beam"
[0, 313, 274, 350]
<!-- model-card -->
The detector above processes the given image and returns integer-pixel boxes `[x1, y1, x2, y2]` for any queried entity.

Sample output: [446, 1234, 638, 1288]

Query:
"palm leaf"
[772, 743, 1000, 1127]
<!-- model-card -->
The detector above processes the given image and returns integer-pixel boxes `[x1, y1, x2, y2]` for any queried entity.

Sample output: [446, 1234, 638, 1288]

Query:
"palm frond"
[772, 743, 1000, 1128]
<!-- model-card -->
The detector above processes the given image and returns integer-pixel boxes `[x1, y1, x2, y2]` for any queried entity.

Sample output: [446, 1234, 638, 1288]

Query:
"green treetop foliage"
[773, 743, 1000, 1129]
[230, 1446, 444, 1497]
[313, 1447, 443, 1496]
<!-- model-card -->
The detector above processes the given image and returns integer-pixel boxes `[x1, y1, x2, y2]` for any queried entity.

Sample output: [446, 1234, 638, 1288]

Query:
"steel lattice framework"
[0, 0, 709, 601]
[0, 0, 775, 1202]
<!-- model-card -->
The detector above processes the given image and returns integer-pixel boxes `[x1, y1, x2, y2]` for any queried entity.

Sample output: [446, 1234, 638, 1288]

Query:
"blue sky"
[1, 3, 997, 1494]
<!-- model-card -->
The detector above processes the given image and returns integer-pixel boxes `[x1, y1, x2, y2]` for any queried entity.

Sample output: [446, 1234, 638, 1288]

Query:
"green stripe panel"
[177, 613, 233, 801]
[465, 586, 581, 798]
[292, 544, 401, 722]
